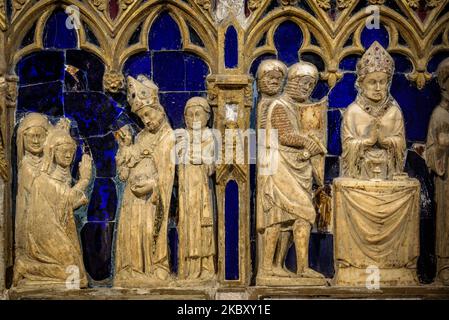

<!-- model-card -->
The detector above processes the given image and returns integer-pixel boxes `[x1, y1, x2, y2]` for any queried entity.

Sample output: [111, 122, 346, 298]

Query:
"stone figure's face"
[444, 77, 449, 94]
[54, 143, 76, 168]
[137, 106, 164, 133]
[259, 70, 284, 96]
[23, 126, 47, 155]
[185, 105, 209, 130]
[287, 75, 316, 103]
[360, 72, 389, 103]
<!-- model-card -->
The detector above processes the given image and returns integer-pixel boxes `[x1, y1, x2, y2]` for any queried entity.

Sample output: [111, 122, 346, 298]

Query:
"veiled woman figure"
[13, 113, 51, 286]
[14, 119, 92, 288]
[177, 97, 216, 281]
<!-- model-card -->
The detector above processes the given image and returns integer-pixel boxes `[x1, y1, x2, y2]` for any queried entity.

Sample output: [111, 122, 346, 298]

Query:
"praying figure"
[341, 41, 406, 180]
[177, 97, 216, 281]
[426, 57, 449, 286]
[114, 75, 175, 287]
[14, 119, 92, 288]
[334, 42, 420, 286]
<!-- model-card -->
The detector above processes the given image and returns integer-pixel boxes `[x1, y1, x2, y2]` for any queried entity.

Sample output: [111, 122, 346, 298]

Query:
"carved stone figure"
[13, 113, 51, 286]
[13, 118, 92, 288]
[256, 59, 287, 130]
[256, 59, 290, 279]
[341, 42, 406, 180]
[257, 61, 328, 285]
[177, 97, 216, 282]
[334, 41, 420, 286]
[426, 57, 449, 286]
[114, 75, 175, 287]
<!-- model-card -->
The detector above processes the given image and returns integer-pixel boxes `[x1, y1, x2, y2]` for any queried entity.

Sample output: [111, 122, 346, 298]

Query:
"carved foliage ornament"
[196, 0, 212, 10]
[316, 0, 357, 10]
[91, 0, 107, 12]
[406, 0, 443, 8]
[248, 0, 263, 10]
[120, 0, 136, 10]
[103, 71, 125, 93]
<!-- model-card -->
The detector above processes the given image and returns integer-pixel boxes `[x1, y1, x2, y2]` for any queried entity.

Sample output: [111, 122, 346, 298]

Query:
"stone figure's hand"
[150, 189, 160, 205]
[115, 126, 133, 147]
[438, 132, 449, 148]
[131, 180, 155, 197]
[176, 136, 189, 160]
[364, 122, 379, 147]
[79, 154, 93, 182]
[303, 136, 322, 156]
[379, 137, 393, 149]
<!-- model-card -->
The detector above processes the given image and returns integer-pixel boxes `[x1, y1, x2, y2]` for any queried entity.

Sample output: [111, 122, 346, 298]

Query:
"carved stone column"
[0, 23, 7, 291]
[208, 19, 253, 290]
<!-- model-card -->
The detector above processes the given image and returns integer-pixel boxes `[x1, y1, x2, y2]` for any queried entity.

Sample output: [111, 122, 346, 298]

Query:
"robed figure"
[114, 75, 175, 286]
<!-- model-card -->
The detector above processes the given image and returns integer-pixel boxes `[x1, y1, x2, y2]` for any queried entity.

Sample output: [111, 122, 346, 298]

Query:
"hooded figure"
[177, 97, 216, 281]
[13, 113, 51, 286]
[426, 57, 449, 285]
[14, 118, 92, 288]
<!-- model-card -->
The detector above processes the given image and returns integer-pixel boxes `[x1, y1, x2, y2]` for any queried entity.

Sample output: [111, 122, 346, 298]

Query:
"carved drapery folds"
[256, 60, 328, 286]
[0, 0, 449, 297]
[425, 58, 449, 285]
[334, 41, 420, 286]
[406, 0, 443, 8]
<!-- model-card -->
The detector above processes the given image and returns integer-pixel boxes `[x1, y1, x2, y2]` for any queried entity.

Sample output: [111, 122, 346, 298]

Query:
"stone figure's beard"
[259, 82, 281, 97]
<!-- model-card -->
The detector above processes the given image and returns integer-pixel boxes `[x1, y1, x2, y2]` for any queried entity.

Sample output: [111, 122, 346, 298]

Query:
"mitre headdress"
[357, 41, 395, 79]
[127, 75, 161, 113]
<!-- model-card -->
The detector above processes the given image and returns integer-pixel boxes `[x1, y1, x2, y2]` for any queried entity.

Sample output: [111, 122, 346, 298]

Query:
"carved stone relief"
[334, 42, 420, 286]
[426, 57, 449, 286]
[177, 97, 217, 283]
[1, 0, 449, 299]
[256, 61, 328, 286]
[114, 75, 175, 287]
[13, 118, 92, 288]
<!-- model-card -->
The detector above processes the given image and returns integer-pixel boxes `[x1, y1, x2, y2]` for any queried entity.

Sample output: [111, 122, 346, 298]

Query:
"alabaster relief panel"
[114, 76, 218, 287]
[334, 42, 420, 286]
[12, 79, 219, 289]
[13, 115, 92, 288]
[2, 0, 449, 295]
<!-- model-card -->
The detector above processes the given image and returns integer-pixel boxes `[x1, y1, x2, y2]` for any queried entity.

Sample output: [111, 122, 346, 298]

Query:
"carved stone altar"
[333, 178, 420, 286]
